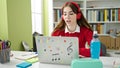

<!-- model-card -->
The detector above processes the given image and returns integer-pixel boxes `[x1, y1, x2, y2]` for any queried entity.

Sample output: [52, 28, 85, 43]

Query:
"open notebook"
[13, 51, 38, 60]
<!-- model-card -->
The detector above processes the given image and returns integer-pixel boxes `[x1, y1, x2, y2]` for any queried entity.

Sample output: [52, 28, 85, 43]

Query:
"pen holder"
[0, 48, 11, 64]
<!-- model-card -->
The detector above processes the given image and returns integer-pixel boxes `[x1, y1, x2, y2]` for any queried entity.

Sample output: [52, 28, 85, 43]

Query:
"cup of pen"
[0, 40, 11, 64]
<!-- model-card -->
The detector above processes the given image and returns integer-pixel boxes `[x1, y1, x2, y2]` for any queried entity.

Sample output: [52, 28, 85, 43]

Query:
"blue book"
[16, 62, 32, 68]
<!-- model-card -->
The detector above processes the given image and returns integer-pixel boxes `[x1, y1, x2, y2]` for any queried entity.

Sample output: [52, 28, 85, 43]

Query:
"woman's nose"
[66, 14, 70, 19]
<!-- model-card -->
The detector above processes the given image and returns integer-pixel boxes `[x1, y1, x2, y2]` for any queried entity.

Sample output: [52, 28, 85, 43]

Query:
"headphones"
[62, 2, 82, 20]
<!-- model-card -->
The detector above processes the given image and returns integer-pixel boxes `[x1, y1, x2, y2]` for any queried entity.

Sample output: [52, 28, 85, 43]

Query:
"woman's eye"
[63, 14, 67, 16]
[70, 13, 74, 15]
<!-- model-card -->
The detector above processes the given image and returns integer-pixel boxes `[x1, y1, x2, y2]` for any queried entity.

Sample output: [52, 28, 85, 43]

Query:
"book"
[104, 9, 108, 21]
[112, 9, 115, 21]
[118, 9, 120, 21]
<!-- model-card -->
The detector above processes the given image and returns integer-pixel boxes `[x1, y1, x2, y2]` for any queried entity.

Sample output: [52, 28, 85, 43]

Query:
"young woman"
[51, 2, 102, 57]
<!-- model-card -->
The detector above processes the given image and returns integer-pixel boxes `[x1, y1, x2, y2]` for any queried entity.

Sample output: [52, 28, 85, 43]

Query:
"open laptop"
[35, 36, 79, 65]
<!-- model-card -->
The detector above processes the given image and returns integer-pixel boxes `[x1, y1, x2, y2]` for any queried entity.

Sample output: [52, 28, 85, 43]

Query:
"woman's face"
[63, 6, 77, 27]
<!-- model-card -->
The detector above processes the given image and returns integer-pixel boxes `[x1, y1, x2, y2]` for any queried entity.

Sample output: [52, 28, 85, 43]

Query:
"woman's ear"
[62, 15, 64, 20]
[77, 13, 81, 20]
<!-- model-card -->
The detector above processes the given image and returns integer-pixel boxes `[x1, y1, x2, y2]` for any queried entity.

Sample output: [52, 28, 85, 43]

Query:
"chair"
[22, 41, 32, 52]
[33, 32, 43, 52]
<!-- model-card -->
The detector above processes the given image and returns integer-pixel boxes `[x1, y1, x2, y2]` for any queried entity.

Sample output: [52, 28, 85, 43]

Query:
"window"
[31, 0, 43, 34]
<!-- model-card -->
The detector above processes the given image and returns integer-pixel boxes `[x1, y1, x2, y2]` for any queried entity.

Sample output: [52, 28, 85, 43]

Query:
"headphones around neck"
[62, 2, 82, 20]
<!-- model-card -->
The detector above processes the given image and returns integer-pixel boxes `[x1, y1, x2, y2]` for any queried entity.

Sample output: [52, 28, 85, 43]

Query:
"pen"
[0, 41, 2, 50]
[2, 41, 5, 49]
[5, 40, 11, 48]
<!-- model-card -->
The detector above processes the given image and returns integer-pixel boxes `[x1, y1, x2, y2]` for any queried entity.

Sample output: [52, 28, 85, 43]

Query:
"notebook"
[14, 51, 38, 60]
[35, 36, 79, 65]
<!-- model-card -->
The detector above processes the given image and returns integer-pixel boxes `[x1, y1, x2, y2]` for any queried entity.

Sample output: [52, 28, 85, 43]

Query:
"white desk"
[107, 49, 120, 57]
[0, 51, 120, 68]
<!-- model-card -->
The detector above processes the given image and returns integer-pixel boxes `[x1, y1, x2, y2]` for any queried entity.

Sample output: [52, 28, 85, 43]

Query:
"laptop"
[35, 36, 79, 65]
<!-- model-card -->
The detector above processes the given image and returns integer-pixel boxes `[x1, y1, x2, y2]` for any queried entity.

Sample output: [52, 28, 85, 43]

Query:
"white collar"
[65, 25, 80, 33]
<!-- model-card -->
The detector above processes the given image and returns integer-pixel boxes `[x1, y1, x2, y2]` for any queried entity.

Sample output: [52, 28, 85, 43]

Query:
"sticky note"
[16, 62, 32, 68]
[25, 57, 38, 63]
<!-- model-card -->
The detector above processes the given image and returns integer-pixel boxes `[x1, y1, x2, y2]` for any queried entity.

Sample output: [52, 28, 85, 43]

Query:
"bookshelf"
[53, 0, 120, 36]
[86, 0, 120, 35]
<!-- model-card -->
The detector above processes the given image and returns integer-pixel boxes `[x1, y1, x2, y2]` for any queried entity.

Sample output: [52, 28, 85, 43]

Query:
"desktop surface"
[0, 51, 120, 68]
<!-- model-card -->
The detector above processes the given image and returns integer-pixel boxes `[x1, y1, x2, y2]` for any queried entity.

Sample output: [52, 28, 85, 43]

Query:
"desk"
[107, 49, 120, 57]
[0, 51, 120, 68]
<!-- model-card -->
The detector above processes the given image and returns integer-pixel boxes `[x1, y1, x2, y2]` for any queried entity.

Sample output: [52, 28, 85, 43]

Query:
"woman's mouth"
[66, 20, 71, 23]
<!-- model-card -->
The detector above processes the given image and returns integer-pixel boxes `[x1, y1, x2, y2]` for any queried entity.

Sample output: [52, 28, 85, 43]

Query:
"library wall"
[53, 0, 120, 50]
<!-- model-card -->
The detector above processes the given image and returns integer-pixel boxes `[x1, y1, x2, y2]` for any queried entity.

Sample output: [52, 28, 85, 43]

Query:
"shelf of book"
[53, 0, 120, 36]
[52, 0, 120, 50]
[86, 0, 120, 35]
[86, 8, 120, 22]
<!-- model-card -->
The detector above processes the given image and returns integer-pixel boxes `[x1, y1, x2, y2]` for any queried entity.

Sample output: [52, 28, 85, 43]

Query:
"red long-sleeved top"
[52, 26, 102, 57]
